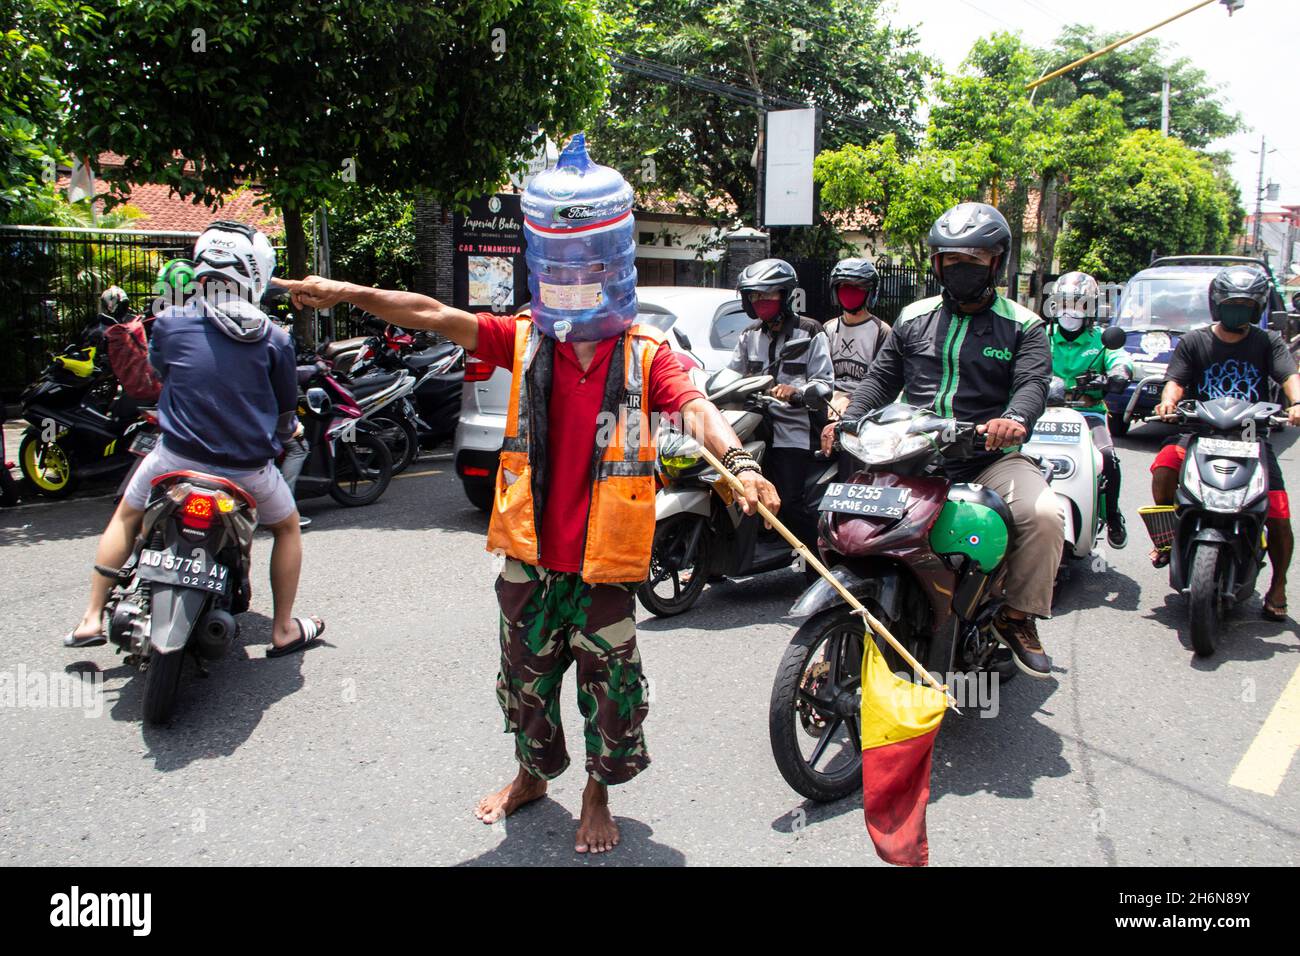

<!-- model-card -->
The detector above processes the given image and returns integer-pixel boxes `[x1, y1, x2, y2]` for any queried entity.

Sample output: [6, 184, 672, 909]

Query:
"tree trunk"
[413, 194, 440, 299]
[1036, 174, 1063, 293]
[282, 205, 312, 345]
[1002, 179, 1030, 299]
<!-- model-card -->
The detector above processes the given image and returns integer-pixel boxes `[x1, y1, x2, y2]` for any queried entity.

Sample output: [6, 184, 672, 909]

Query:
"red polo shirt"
[473, 313, 704, 572]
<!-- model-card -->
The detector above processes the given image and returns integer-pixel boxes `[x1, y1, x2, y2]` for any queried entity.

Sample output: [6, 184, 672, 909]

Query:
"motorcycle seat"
[322, 337, 366, 360]
[349, 371, 402, 399]
[405, 352, 440, 370]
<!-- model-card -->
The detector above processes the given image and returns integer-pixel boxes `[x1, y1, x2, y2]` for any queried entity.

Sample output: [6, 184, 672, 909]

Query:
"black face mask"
[1217, 301, 1258, 332]
[942, 261, 992, 305]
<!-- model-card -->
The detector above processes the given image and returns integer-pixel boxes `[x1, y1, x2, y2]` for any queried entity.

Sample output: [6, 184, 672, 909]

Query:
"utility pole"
[1251, 136, 1276, 257]
[1160, 72, 1170, 135]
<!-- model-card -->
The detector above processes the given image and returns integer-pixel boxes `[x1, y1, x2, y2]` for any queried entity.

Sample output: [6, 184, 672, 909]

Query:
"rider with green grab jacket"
[1046, 270, 1133, 549]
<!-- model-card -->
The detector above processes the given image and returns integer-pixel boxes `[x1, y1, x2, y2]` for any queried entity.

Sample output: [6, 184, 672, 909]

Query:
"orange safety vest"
[486, 318, 666, 584]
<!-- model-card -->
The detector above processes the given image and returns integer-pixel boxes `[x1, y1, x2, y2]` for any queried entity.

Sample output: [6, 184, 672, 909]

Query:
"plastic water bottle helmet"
[1209, 265, 1270, 333]
[927, 202, 1011, 306]
[193, 220, 276, 301]
[829, 257, 880, 312]
[1050, 270, 1101, 341]
[737, 258, 799, 329]
[522, 133, 637, 342]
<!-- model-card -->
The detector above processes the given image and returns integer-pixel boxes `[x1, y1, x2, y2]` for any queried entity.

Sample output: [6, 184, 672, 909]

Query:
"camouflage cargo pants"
[494, 558, 650, 785]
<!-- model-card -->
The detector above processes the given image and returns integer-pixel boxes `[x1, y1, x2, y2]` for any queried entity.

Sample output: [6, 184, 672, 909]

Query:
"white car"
[453, 286, 748, 511]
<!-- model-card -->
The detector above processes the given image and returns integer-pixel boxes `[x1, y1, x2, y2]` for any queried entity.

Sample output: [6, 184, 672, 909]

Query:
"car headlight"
[841, 422, 930, 465]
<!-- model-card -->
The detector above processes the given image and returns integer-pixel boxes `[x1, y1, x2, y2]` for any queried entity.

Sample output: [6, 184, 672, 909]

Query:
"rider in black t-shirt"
[1151, 265, 1300, 620]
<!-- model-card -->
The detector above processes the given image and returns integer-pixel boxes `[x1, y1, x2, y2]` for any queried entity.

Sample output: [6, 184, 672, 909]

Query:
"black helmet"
[829, 258, 879, 308]
[1209, 265, 1270, 330]
[927, 202, 1011, 258]
[737, 258, 798, 322]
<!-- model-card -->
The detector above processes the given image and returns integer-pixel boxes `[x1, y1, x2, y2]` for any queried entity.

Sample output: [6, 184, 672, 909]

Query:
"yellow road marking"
[392, 468, 442, 480]
[1229, 660, 1300, 796]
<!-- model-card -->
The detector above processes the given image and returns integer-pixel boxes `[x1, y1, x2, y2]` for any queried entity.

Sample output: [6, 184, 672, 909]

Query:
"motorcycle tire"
[372, 414, 417, 475]
[1188, 544, 1222, 657]
[142, 648, 186, 725]
[1108, 412, 1130, 438]
[329, 431, 393, 507]
[769, 605, 867, 803]
[18, 431, 78, 498]
[636, 513, 711, 617]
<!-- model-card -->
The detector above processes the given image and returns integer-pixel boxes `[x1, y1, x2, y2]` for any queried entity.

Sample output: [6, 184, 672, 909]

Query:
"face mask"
[942, 261, 992, 304]
[1057, 313, 1085, 340]
[836, 285, 869, 313]
[1217, 301, 1257, 332]
[752, 298, 782, 322]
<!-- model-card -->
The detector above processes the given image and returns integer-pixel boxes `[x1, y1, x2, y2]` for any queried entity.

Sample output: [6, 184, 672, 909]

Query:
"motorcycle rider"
[824, 258, 890, 413]
[728, 258, 834, 553]
[1152, 264, 1300, 620]
[824, 202, 1061, 678]
[63, 221, 324, 656]
[1046, 270, 1132, 548]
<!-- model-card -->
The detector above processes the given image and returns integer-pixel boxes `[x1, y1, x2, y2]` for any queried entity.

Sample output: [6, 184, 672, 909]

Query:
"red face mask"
[752, 298, 782, 321]
[836, 285, 869, 312]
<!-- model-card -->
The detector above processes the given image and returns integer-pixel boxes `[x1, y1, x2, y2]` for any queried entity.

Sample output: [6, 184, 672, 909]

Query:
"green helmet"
[155, 258, 196, 304]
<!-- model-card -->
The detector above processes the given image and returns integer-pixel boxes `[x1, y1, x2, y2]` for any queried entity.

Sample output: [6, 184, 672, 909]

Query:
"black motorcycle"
[1143, 396, 1288, 657]
[290, 365, 393, 507]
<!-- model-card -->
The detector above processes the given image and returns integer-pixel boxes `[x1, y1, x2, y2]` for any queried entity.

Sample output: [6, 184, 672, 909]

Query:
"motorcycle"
[768, 403, 1017, 802]
[18, 341, 152, 498]
[638, 340, 835, 617]
[1023, 324, 1129, 571]
[1139, 397, 1287, 657]
[290, 365, 394, 507]
[103, 469, 258, 724]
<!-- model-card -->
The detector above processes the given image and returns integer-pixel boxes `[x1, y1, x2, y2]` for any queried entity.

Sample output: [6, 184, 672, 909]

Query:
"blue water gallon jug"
[522, 133, 637, 342]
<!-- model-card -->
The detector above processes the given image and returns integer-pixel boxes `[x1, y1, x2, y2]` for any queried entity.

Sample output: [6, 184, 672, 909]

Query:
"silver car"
[453, 286, 747, 510]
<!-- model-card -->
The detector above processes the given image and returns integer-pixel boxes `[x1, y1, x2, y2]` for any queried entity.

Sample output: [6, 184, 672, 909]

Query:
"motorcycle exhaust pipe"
[195, 608, 237, 660]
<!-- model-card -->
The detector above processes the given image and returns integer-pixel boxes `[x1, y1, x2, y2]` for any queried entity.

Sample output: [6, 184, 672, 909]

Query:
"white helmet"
[193, 220, 276, 301]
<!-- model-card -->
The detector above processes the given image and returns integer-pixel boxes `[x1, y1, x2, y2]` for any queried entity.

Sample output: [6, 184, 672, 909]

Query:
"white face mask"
[1058, 313, 1085, 333]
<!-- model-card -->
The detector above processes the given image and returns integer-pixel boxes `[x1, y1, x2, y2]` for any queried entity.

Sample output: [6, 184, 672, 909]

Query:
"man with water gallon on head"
[285, 133, 780, 853]
[821, 202, 1062, 678]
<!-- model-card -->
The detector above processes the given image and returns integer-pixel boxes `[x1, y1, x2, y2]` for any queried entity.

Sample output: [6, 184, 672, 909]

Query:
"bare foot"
[70, 612, 103, 641]
[575, 776, 620, 854]
[474, 767, 547, 824]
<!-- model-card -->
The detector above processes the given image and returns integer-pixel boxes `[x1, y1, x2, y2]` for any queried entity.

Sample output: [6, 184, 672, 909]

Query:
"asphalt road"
[1, 427, 1297, 867]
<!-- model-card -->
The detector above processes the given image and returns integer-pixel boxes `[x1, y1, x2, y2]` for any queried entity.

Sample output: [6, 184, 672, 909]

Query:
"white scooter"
[1023, 325, 1128, 573]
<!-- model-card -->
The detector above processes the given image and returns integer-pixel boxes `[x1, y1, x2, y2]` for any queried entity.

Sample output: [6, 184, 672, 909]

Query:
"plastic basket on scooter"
[1138, 505, 1176, 553]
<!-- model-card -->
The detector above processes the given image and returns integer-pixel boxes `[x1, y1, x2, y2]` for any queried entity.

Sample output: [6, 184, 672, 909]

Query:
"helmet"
[99, 285, 130, 321]
[155, 258, 196, 305]
[927, 202, 1011, 308]
[1209, 265, 1270, 331]
[522, 133, 637, 342]
[1050, 270, 1100, 340]
[193, 220, 276, 301]
[737, 258, 799, 323]
[829, 258, 880, 310]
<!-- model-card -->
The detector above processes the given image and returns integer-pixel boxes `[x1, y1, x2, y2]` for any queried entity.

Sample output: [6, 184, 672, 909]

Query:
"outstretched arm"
[282, 276, 480, 351]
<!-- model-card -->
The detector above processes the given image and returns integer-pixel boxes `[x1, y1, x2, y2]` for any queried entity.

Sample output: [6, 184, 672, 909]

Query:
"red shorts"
[1151, 443, 1290, 519]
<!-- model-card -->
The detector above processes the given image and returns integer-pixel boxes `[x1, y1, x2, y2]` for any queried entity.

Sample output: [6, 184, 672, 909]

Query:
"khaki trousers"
[974, 453, 1064, 619]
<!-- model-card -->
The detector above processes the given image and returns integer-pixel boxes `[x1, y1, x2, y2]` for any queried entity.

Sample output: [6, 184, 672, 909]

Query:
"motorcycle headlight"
[1199, 485, 1248, 513]
[841, 422, 930, 465]
[657, 428, 703, 479]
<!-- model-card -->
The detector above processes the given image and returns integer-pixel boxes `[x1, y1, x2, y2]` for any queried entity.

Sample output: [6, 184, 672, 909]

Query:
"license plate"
[818, 482, 911, 518]
[1141, 382, 1160, 396]
[1197, 438, 1259, 458]
[136, 548, 228, 594]
[129, 430, 158, 456]
[1031, 420, 1082, 443]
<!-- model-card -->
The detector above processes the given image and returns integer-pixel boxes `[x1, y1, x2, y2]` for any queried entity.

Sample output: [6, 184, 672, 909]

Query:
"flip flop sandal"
[1150, 548, 1171, 569]
[63, 630, 107, 648]
[266, 617, 326, 658]
[1262, 601, 1288, 622]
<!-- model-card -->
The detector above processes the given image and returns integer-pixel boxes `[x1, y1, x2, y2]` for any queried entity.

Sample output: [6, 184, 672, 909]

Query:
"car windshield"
[710, 302, 752, 351]
[1116, 274, 1217, 332]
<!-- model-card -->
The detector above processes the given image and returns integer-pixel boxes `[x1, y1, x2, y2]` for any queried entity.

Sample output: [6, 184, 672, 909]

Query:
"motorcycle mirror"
[802, 380, 833, 414]
[362, 316, 387, 333]
[1100, 325, 1126, 350]
[305, 387, 332, 417]
[673, 327, 694, 352]
[779, 338, 811, 361]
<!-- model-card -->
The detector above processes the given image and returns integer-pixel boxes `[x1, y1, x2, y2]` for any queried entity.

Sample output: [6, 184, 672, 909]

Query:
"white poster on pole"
[764, 108, 817, 226]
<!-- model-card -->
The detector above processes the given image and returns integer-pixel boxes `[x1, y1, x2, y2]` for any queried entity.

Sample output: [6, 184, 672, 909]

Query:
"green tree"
[1035, 24, 1241, 149]
[1058, 129, 1235, 280]
[0, 0, 102, 222]
[326, 186, 416, 291]
[61, 0, 607, 337]
[593, 0, 933, 255]
[815, 133, 992, 267]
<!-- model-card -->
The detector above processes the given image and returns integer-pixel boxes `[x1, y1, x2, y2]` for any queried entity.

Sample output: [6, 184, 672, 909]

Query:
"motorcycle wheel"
[636, 513, 711, 617]
[142, 649, 186, 725]
[1108, 412, 1130, 438]
[329, 431, 393, 507]
[769, 605, 867, 803]
[372, 414, 417, 475]
[1188, 544, 1223, 657]
[18, 431, 77, 498]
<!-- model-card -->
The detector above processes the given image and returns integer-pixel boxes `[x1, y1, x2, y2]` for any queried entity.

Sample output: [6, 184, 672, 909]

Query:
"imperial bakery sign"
[453, 193, 529, 313]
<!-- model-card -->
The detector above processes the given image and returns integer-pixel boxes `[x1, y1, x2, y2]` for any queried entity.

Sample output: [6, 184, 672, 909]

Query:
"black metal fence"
[786, 256, 942, 324]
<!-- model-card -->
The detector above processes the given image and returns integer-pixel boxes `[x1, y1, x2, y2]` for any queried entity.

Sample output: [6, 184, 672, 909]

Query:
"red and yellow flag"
[860, 634, 947, 866]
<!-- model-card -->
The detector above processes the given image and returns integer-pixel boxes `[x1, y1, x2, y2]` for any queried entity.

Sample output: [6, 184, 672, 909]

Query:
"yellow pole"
[695, 443, 957, 708]
[1026, 0, 1217, 91]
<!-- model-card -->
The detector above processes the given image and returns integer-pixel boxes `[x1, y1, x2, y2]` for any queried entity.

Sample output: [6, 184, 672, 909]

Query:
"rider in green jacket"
[1047, 270, 1133, 548]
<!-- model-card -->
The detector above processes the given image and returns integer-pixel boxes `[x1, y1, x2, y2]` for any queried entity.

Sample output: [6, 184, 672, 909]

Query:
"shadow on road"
[1143, 591, 1299, 668]
[457, 797, 686, 866]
